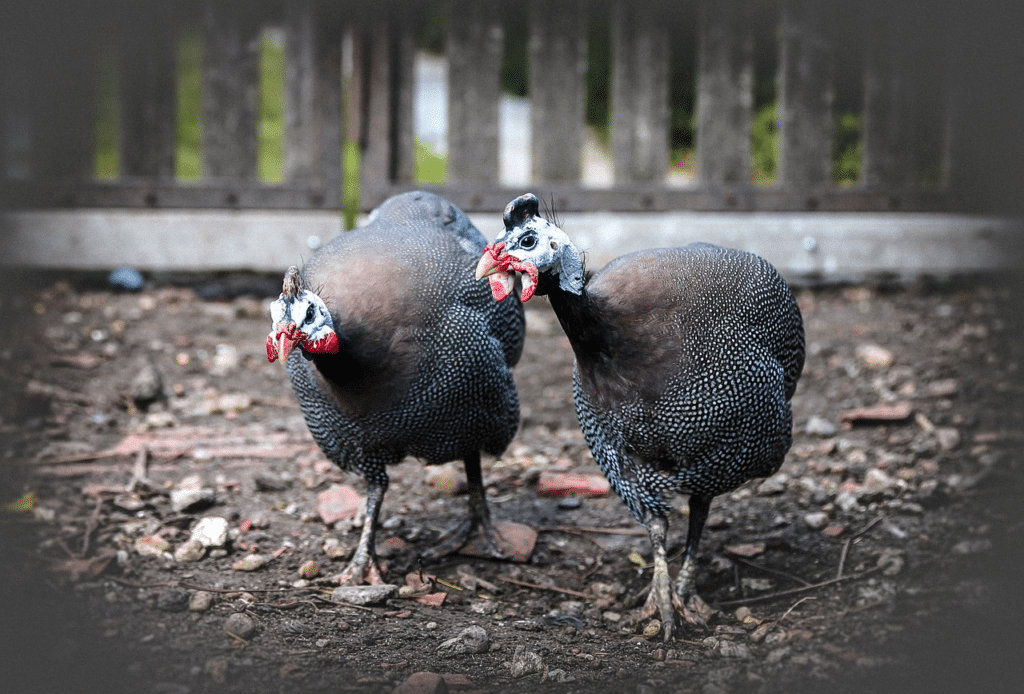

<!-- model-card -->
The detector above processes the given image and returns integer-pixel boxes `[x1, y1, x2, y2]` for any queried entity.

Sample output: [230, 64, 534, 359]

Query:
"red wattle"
[308, 329, 340, 354]
[266, 334, 279, 362]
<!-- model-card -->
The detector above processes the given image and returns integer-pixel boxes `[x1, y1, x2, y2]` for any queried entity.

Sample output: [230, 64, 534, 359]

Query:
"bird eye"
[520, 235, 536, 250]
[305, 305, 315, 323]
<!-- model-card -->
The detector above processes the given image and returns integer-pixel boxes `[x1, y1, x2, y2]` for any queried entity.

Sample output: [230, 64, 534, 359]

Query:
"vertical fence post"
[610, 1, 670, 185]
[447, 0, 503, 185]
[359, 16, 416, 204]
[695, 0, 753, 185]
[202, 1, 260, 181]
[530, 0, 587, 183]
[120, 8, 177, 179]
[285, 1, 343, 206]
[861, 6, 915, 188]
[778, 0, 834, 191]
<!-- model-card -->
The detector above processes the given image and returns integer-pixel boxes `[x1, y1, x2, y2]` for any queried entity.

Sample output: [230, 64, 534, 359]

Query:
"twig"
[837, 516, 883, 579]
[498, 575, 592, 600]
[542, 525, 648, 537]
[79, 497, 104, 558]
[777, 596, 814, 623]
[716, 565, 884, 608]
[732, 556, 812, 587]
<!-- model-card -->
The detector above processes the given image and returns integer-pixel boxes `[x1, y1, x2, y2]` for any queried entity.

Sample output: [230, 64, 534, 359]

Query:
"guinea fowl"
[476, 193, 804, 640]
[267, 191, 525, 584]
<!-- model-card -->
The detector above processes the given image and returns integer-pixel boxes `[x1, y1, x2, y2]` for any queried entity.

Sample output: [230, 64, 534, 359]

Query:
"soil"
[1, 270, 1022, 694]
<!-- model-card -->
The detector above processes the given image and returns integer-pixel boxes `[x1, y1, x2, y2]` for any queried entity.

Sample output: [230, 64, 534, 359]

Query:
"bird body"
[477, 193, 804, 639]
[268, 191, 524, 583]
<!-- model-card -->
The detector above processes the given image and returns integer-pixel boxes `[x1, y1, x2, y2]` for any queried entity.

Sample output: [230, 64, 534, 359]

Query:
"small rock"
[459, 521, 536, 563]
[508, 645, 544, 678]
[224, 612, 257, 640]
[170, 475, 215, 513]
[330, 584, 398, 606]
[437, 625, 490, 657]
[545, 668, 575, 683]
[317, 484, 363, 525]
[156, 588, 190, 612]
[536, 471, 610, 497]
[835, 490, 861, 513]
[424, 462, 467, 496]
[934, 427, 961, 451]
[642, 619, 662, 639]
[189, 591, 214, 612]
[718, 640, 752, 658]
[927, 378, 959, 398]
[855, 343, 894, 369]
[130, 362, 164, 409]
[322, 537, 350, 559]
[952, 539, 993, 555]
[190, 516, 229, 548]
[858, 468, 904, 502]
[174, 538, 206, 563]
[757, 474, 788, 496]
[254, 474, 292, 492]
[209, 344, 240, 376]
[805, 415, 838, 437]
[232, 554, 268, 572]
[135, 535, 171, 558]
[298, 560, 320, 579]
[393, 671, 450, 694]
[803, 512, 830, 531]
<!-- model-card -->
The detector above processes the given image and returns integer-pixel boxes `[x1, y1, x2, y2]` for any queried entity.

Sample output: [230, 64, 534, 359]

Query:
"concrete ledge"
[0, 209, 345, 272]
[2, 208, 1020, 282]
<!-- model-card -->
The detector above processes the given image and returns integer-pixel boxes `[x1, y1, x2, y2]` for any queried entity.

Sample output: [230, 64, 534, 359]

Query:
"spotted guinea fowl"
[267, 191, 525, 584]
[476, 193, 804, 640]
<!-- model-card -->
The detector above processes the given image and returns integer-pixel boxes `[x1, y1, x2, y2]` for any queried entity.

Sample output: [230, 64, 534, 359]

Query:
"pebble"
[232, 554, 268, 572]
[209, 344, 240, 376]
[424, 462, 467, 496]
[803, 512, 830, 531]
[189, 591, 214, 612]
[322, 537, 349, 559]
[190, 517, 229, 548]
[393, 671, 449, 694]
[757, 474, 788, 496]
[298, 560, 320, 579]
[855, 343, 894, 369]
[170, 475, 215, 513]
[437, 625, 490, 657]
[317, 484, 363, 525]
[135, 535, 171, 558]
[174, 538, 206, 563]
[717, 640, 751, 658]
[805, 415, 838, 437]
[156, 588, 191, 612]
[858, 468, 904, 502]
[224, 612, 257, 640]
[934, 427, 961, 451]
[130, 362, 164, 408]
[508, 645, 544, 678]
[330, 584, 398, 606]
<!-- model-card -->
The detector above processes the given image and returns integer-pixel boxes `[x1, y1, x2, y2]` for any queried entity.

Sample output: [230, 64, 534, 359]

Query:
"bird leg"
[422, 452, 508, 560]
[331, 479, 387, 585]
[637, 514, 685, 641]
[674, 494, 716, 629]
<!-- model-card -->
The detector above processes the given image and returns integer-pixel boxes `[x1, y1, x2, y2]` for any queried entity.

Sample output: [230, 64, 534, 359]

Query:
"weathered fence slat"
[696, 0, 753, 185]
[119, 11, 177, 179]
[610, 1, 670, 185]
[778, 0, 834, 189]
[861, 7, 914, 188]
[447, 0, 503, 184]
[359, 17, 416, 204]
[529, 0, 587, 183]
[285, 1, 343, 206]
[202, 2, 260, 180]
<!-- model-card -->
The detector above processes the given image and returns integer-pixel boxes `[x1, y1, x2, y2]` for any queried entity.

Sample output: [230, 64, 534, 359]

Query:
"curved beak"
[475, 242, 507, 280]
[266, 323, 302, 363]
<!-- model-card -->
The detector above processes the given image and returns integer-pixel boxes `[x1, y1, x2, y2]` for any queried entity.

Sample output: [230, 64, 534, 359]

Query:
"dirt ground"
[1, 269, 1023, 694]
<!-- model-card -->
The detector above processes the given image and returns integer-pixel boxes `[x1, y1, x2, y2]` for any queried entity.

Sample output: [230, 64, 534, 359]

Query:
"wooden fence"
[0, 0, 1015, 218]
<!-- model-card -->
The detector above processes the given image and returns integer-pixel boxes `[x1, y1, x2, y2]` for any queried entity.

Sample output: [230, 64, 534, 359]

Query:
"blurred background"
[1, 0, 1021, 280]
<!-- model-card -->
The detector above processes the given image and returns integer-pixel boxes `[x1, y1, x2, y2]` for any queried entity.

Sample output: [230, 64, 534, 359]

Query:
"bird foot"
[422, 516, 510, 561]
[636, 584, 715, 641]
[329, 554, 386, 586]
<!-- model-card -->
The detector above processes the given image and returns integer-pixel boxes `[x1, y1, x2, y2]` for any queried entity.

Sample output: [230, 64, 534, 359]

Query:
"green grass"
[415, 140, 446, 183]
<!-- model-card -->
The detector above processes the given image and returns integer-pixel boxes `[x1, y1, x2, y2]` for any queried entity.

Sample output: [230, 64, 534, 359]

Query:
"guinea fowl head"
[266, 266, 340, 363]
[475, 193, 584, 302]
